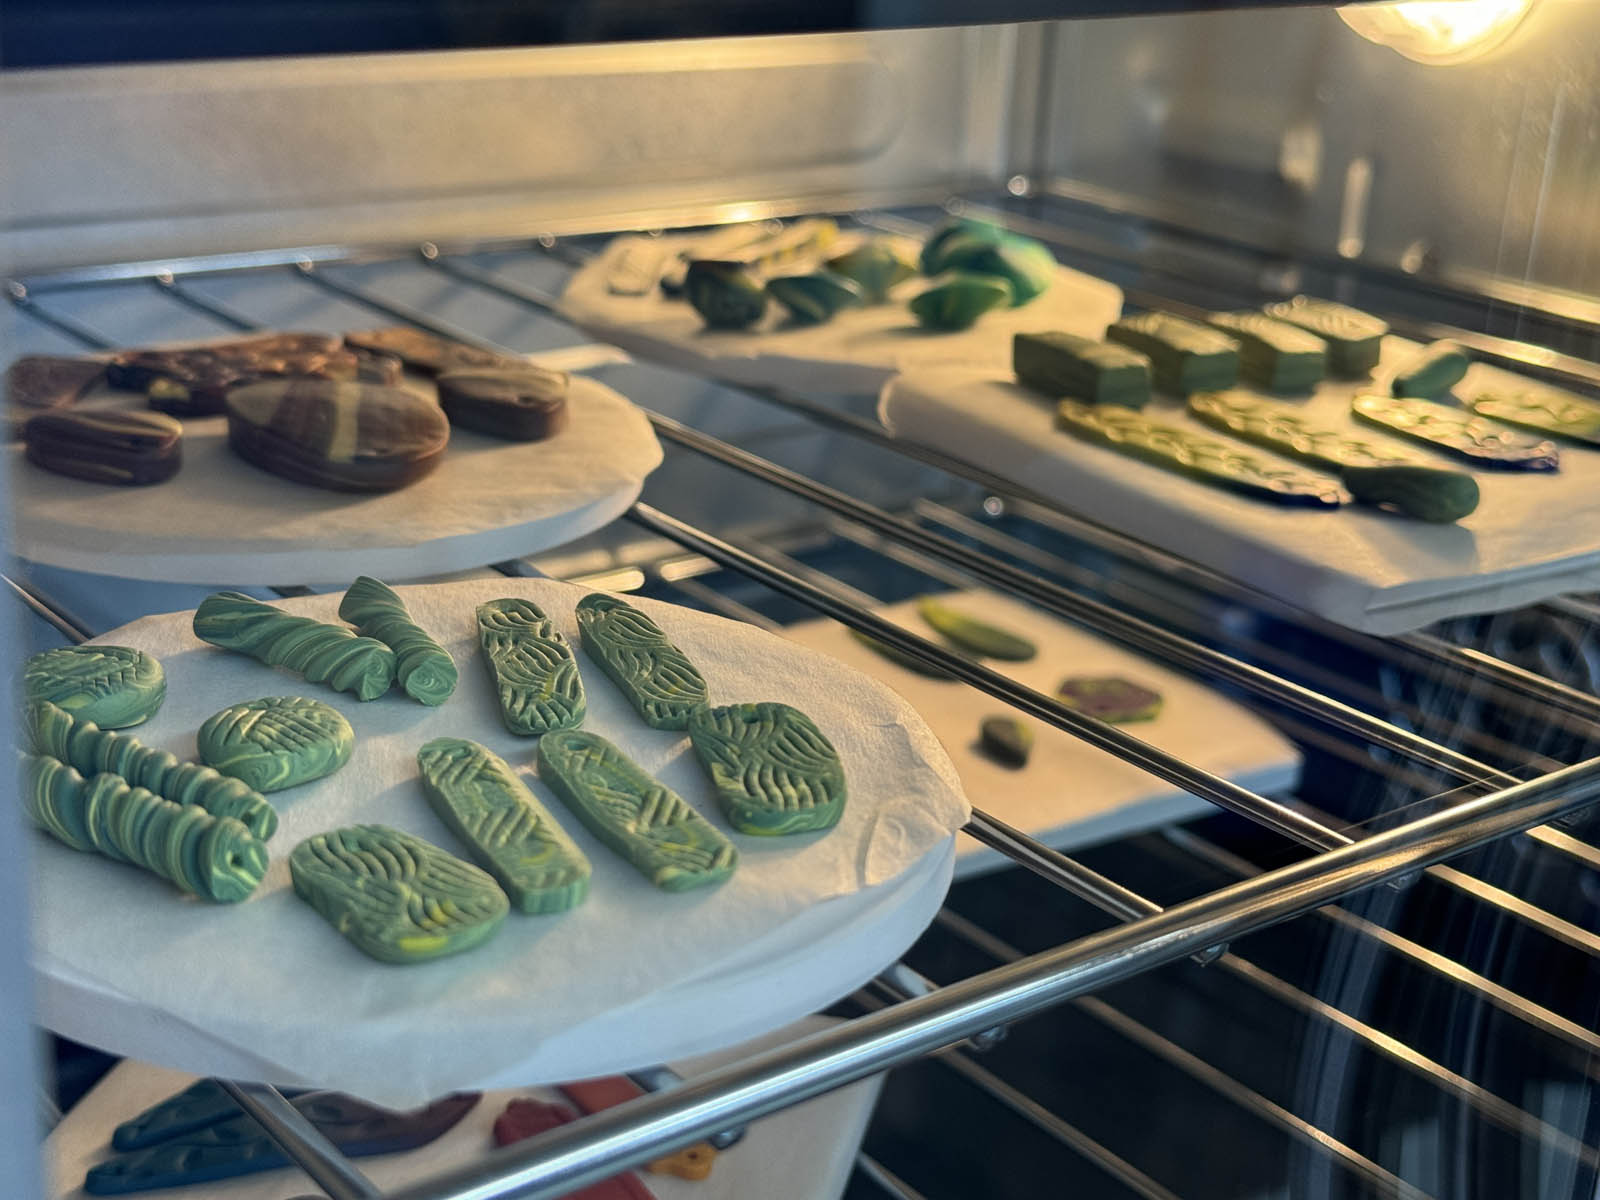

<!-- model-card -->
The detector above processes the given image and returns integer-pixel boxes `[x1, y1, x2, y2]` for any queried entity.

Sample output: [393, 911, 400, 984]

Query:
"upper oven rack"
[8, 197, 1600, 1200]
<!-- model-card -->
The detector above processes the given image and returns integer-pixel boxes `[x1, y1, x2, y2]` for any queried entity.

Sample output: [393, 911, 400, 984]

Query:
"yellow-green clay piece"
[1469, 386, 1600, 446]
[688, 702, 847, 836]
[197, 696, 354, 793]
[416, 737, 591, 914]
[916, 597, 1036, 661]
[1390, 341, 1470, 399]
[1187, 390, 1424, 472]
[537, 729, 736, 891]
[23, 644, 166, 730]
[477, 598, 586, 735]
[26, 700, 277, 840]
[192, 592, 395, 701]
[289, 824, 508, 963]
[575, 593, 708, 730]
[826, 239, 917, 303]
[19, 752, 267, 903]
[338, 576, 457, 706]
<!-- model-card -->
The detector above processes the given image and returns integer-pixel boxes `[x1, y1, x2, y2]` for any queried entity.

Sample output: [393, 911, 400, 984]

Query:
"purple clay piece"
[1057, 676, 1163, 723]
[24, 409, 182, 486]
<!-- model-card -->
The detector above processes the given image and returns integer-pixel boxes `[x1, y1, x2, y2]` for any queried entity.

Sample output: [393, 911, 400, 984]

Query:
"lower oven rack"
[8, 197, 1600, 1200]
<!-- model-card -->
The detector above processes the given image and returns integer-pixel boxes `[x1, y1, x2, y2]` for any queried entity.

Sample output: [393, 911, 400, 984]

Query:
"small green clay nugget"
[538, 729, 736, 890]
[920, 219, 1004, 275]
[909, 274, 1013, 331]
[1204, 311, 1326, 393]
[198, 696, 354, 793]
[1391, 340, 1470, 399]
[1058, 677, 1162, 723]
[1469, 386, 1600, 446]
[826, 239, 917, 303]
[1106, 312, 1239, 395]
[574, 593, 708, 730]
[765, 272, 865, 326]
[193, 591, 395, 701]
[23, 645, 165, 730]
[1014, 331, 1151, 407]
[1352, 394, 1559, 470]
[416, 738, 591, 914]
[916, 597, 1036, 661]
[684, 261, 767, 330]
[289, 824, 508, 964]
[978, 716, 1032, 769]
[1342, 465, 1480, 524]
[1262, 297, 1387, 377]
[477, 598, 586, 735]
[688, 702, 846, 836]
[338, 576, 457, 706]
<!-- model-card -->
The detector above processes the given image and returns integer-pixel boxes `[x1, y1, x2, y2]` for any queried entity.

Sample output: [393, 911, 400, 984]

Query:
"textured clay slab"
[1352, 394, 1560, 471]
[25, 409, 183, 486]
[575, 593, 709, 729]
[339, 576, 458, 706]
[1469, 385, 1600, 446]
[417, 737, 592, 914]
[288, 824, 509, 963]
[537, 730, 737, 891]
[1187, 390, 1422, 472]
[1261, 297, 1386, 377]
[193, 591, 396, 701]
[343, 327, 521, 376]
[23, 644, 166, 730]
[436, 366, 570, 441]
[477, 598, 587, 735]
[688, 703, 847, 836]
[197, 696, 355, 793]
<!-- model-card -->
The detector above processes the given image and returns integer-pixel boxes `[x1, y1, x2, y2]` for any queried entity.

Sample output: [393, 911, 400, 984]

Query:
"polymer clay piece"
[343, 327, 518, 376]
[477, 598, 587, 735]
[106, 333, 357, 416]
[1106, 312, 1240, 395]
[1261, 297, 1388, 377]
[684, 261, 767, 330]
[20, 753, 267, 903]
[1469, 386, 1600, 446]
[1204, 311, 1327, 393]
[1352, 395, 1560, 470]
[1057, 677, 1163, 723]
[27, 701, 277, 840]
[193, 591, 397, 700]
[339, 576, 458, 706]
[849, 629, 961, 679]
[1391, 340, 1471, 399]
[435, 366, 570, 441]
[289, 824, 509, 963]
[1187, 390, 1422, 471]
[25, 409, 183, 486]
[1014, 332, 1151, 406]
[416, 737, 591, 914]
[24, 644, 166, 730]
[1341, 465, 1481, 524]
[1056, 400, 1346, 507]
[688, 702, 847, 836]
[5, 355, 105, 437]
[198, 696, 354, 793]
[575, 593, 709, 729]
[916, 597, 1037, 661]
[918, 219, 1055, 305]
[765, 271, 866, 325]
[538, 730, 737, 890]
[491, 1100, 657, 1199]
[825, 239, 917, 303]
[908, 273, 1013, 331]
[978, 715, 1032, 769]
[111, 1079, 261, 1152]
[558, 1077, 717, 1180]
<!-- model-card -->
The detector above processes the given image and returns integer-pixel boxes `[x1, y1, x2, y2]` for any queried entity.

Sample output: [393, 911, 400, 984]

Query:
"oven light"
[1338, 0, 1537, 65]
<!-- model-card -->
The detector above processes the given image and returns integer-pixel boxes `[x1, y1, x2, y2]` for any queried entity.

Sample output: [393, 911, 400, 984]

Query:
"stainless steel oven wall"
[1, 26, 1014, 273]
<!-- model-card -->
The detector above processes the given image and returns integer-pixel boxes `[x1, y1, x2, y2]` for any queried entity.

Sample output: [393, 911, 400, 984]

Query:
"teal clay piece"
[920, 219, 1004, 275]
[1261, 297, 1387, 377]
[688, 702, 847, 836]
[765, 271, 865, 325]
[916, 597, 1036, 661]
[1352, 395, 1559, 471]
[1187, 390, 1423, 471]
[1014, 331, 1151, 406]
[1204, 311, 1326, 393]
[1106, 312, 1240, 395]
[338, 576, 457, 706]
[909, 273, 1013, 331]
[192, 591, 395, 701]
[575, 593, 709, 730]
[416, 737, 591, 914]
[918, 220, 1055, 305]
[1341, 464, 1480, 524]
[1469, 386, 1600, 446]
[26, 701, 277, 840]
[198, 696, 354, 793]
[537, 729, 736, 890]
[20, 753, 267, 903]
[289, 824, 508, 963]
[684, 261, 767, 330]
[477, 598, 586, 735]
[826, 239, 917, 303]
[1391, 340, 1470, 399]
[23, 644, 165, 730]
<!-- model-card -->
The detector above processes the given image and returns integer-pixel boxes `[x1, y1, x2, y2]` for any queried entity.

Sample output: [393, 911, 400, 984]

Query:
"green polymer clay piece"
[1261, 297, 1387, 378]
[1469, 386, 1600, 446]
[538, 729, 736, 890]
[26, 701, 277, 840]
[1014, 331, 1151, 406]
[908, 273, 1013, 331]
[192, 592, 396, 701]
[416, 737, 591, 915]
[1204, 311, 1326, 393]
[338, 576, 457, 706]
[1186, 391, 1423, 472]
[918, 220, 1055, 305]
[19, 753, 267, 903]
[688, 702, 847, 836]
[289, 824, 508, 963]
[477, 598, 586, 735]
[684, 261, 767, 330]
[1106, 312, 1240, 395]
[1341, 465, 1481, 524]
[197, 696, 354, 793]
[921, 219, 1004, 276]
[915, 597, 1036, 661]
[23, 644, 166, 730]
[1352, 394, 1560, 471]
[574, 593, 709, 730]
[1391, 340, 1470, 399]
[826, 239, 917, 303]
[765, 271, 865, 326]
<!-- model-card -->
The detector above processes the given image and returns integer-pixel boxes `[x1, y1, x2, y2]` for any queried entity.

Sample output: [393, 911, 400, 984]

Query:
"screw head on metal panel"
[1007, 175, 1031, 197]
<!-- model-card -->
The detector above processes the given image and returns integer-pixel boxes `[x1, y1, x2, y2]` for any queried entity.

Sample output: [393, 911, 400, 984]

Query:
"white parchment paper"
[29, 578, 968, 1107]
[559, 231, 1126, 396]
[880, 340, 1600, 634]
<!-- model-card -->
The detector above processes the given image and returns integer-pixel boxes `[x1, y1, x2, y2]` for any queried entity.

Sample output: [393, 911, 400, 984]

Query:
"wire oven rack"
[8, 191, 1600, 1200]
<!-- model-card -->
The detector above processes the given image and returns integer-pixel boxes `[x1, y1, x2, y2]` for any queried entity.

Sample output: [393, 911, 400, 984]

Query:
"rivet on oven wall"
[1400, 239, 1433, 275]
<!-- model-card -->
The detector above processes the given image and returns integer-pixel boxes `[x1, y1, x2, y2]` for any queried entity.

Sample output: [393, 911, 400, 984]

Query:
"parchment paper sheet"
[29, 578, 968, 1106]
[880, 340, 1600, 634]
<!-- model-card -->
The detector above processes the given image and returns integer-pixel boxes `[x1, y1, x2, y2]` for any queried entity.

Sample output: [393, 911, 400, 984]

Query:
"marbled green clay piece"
[19, 753, 267, 903]
[193, 591, 395, 701]
[23, 644, 166, 730]
[338, 576, 457, 706]
[1391, 340, 1471, 399]
[1352, 394, 1560, 471]
[920, 219, 1004, 276]
[1106, 312, 1240, 395]
[826, 239, 918, 303]
[765, 271, 865, 326]
[477, 598, 586, 736]
[919, 220, 1055, 306]
[1341, 465, 1481, 524]
[909, 273, 1013, 331]
[916, 597, 1036, 661]
[416, 737, 591, 915]
[1014, 331, 1150, 406]
[688, 702, 847, 836]
[289, 824, 508, 963]
[684, 261, 767, 330]
[1187, 390, 1424, 472]
[1262, 296, 1388, 378]
[1204, 311, 1327, 393]
[1469, 386, 1600, 446]
[575, 593, 709, 730]
[198, 696, 354, 793]
[538, 729, 737, 890]
[27, 700, 277, 840]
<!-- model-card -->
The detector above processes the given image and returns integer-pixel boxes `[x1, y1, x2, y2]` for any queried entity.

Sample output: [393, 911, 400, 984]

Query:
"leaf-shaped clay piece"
[23, 644, 166, 730]
[111, 1080, 250, 1152]
[537, 730, 736, 891]
[575, 593, 709, 730]
[477, 598, 586, 735]
[197, 696, 354, 793]
[916, 597, 1037, 661]
[687, 702, 847, 836]
[417, 737, 591, 914]
[289, 824, 508, 963]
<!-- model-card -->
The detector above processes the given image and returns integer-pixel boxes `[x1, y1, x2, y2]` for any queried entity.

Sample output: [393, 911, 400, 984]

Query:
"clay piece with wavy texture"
[1261, 296, 1387, 378]
[193, 591, 396, 701]
[477, 598, 586, 735]
[688, 702, 847, 836]
[338, 576, 457, 705]
[1203, 311, 1326, 393]
[1469, 385, 1600, 447]
[198, 696, 354, 793]
[24, 644, 166, 730]
[1351, 395, 1560, 471]
[575, 593, 709, 730]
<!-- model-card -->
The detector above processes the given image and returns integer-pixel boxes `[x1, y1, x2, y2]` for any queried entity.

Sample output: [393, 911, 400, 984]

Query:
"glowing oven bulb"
[1338, 0, 1537, 65]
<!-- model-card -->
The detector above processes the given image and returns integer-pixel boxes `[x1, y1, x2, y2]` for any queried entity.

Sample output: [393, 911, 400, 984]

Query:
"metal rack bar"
[217, 1081, 382, 1200]
[854, 1155, 933, 1200]
[4, 574, 95, 643]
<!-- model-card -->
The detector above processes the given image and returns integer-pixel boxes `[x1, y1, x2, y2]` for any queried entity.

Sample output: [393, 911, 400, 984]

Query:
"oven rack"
[7, 199, 1599, 1200]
